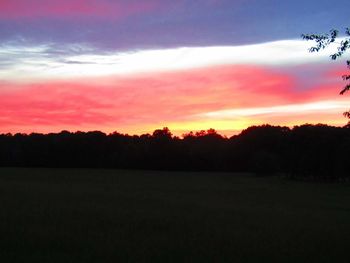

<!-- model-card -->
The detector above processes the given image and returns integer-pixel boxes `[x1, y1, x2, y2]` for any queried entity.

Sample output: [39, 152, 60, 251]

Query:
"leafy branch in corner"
[302, 28, 350, 118]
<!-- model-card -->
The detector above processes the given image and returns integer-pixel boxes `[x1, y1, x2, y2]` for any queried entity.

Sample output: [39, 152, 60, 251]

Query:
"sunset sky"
[1, 0, 349, 136]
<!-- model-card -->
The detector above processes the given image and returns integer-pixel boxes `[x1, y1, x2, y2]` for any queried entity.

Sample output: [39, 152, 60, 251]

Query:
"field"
[0, 168, 350, 262]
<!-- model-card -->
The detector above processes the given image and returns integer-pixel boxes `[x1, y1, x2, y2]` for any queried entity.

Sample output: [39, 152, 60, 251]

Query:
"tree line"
[0, 124, 349, 181]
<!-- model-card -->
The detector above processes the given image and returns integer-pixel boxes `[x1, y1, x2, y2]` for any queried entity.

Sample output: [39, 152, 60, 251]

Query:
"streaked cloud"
[1, 64, 348, 136]
[198, 100, 350, 118]
[0, 39, 345, 83]
[1, 0, 348, 50]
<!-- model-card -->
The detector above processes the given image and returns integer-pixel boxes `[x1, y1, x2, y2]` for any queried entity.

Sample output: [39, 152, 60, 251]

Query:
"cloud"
[0, 0, 159, 19]
[1, 65, 348, 136]
[0, 39, 345, 83]
[198, 100, 350, 118]
[0, 0, 348, 52]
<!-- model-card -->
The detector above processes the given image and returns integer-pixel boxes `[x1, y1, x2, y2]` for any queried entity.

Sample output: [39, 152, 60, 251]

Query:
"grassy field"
[0, 168, 350, 262]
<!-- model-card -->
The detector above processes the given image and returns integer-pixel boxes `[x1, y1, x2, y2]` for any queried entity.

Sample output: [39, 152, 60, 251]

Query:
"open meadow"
[0, 168, 350, 262]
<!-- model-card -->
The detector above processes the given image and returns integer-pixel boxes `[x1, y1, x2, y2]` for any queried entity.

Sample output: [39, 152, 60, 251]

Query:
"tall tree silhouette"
[302, 28, 350, 118]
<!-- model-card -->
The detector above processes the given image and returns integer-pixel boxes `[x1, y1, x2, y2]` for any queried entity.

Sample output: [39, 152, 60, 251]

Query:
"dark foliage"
[302, 27, 350, 117]
[1, 124, 349, 181]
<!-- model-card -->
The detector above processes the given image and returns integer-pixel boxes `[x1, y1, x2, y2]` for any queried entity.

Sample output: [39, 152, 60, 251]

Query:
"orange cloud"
[0, 65, 348, 136]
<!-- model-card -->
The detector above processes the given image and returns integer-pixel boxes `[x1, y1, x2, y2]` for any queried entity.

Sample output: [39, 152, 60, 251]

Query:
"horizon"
[1, 122, 348, 139]
[1, 1, 349, 136]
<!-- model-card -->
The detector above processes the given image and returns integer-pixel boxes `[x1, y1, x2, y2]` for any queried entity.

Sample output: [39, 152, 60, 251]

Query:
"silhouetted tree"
[1, 125, 349, 181]
[152, 127, 172, 140]
[302, 28, 350, 118]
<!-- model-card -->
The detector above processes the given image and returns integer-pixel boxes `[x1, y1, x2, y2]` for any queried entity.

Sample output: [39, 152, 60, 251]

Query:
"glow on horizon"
[0, 62, 349, 136]
[198, 100, 350, 118]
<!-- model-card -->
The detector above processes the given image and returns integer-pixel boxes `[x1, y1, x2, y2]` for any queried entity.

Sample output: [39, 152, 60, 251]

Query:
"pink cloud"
[0, 65, 348, 136]
[0, 0, 159, 19]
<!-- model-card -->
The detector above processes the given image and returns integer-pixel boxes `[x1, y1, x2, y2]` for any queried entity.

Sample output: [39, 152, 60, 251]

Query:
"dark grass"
[0, 168, 350, 262]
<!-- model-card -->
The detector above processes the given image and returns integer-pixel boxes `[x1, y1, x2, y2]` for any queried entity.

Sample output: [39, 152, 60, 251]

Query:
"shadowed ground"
[0, 168, 349, 262]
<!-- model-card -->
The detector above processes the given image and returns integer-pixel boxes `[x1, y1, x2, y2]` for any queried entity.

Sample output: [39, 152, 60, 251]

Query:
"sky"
[0, 0, 349, 136]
